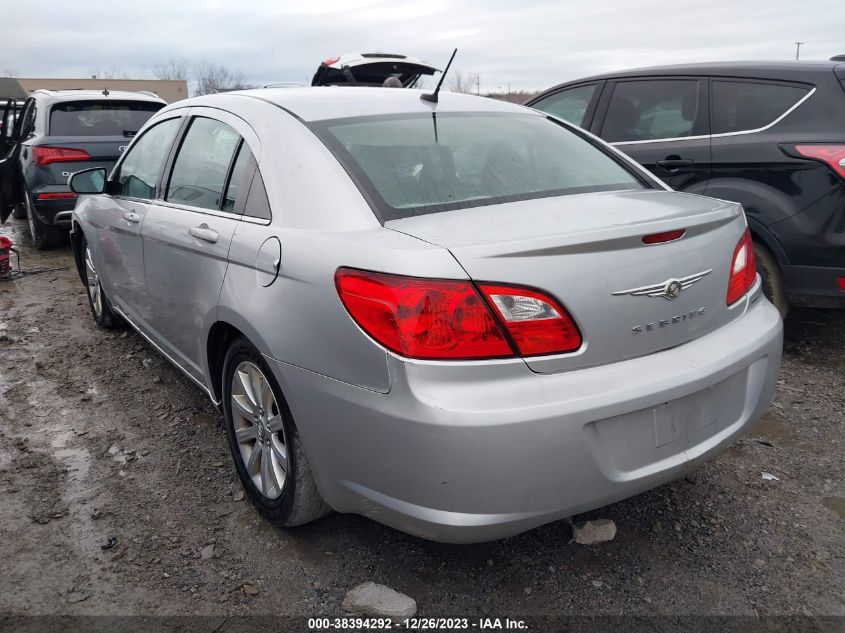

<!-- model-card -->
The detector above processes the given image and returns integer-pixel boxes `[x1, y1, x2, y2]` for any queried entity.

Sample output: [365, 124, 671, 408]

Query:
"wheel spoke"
[270, 438, 288, 472]
[231, 394, 254, 420]
[235, 424, 257, 444]
[245, 442, 262, 475]
[260, 376, 274, 414]
[261, 448, 278, 497]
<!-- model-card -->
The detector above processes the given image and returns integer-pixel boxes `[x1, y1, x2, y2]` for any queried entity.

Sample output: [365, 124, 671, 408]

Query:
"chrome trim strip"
[54, 211, 73, 222]
[112, 305, 220, 405]
[611, 87, 816, 146]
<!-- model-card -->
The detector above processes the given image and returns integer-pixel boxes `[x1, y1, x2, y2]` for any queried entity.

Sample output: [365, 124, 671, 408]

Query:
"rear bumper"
[269, 294, 783, 543]
[29, 191, 76, 225]
[784, 264, 845, 308]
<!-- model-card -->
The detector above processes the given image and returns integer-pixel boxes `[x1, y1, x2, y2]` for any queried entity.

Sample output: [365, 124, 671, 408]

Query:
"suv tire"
[222, 337, 331, 527]
[25, 192, 66, 250]
[753, 241, 788, 318]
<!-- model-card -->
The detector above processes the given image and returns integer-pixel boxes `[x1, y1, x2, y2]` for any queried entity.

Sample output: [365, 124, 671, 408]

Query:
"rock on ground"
[343, 582, 417, 619]
[573, 519, 617, 545]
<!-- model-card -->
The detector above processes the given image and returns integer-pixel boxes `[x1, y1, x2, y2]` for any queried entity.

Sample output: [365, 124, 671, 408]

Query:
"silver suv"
[69, 88, 782, 543]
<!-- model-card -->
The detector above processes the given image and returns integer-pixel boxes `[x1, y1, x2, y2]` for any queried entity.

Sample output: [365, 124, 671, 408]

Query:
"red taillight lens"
[837, 277, 845, 291]
[642, 229, 685, 244]
[335, 268, 513, 360]
[322, 57, 341, 67]
[33, 146, 91, 166]
[36, 192, 77, 200]
[726, 229, 757, 306]
[794, 144, 845, 180]
[478, 284, 582, 356]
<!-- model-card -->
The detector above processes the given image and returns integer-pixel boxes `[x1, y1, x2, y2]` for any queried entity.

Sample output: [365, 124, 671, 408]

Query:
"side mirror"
[69, 167, 107, 194]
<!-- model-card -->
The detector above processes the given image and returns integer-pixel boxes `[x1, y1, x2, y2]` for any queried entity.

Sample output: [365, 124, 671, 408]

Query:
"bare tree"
[447, 69, 480, 94]
[193, 60, 251, 95]
[153, 57, 191, 81]
[89, 65, 132, 80]
[1, 68, 18, 78]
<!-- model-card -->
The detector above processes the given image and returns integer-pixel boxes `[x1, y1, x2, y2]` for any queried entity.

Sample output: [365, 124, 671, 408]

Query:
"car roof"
[181, 87, 533, 122]
[537, 60, 843, 92]
[32, 89, 167, 104]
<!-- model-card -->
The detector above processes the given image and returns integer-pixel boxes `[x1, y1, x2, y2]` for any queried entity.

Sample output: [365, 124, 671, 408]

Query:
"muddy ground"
[0, 218, 842, 624]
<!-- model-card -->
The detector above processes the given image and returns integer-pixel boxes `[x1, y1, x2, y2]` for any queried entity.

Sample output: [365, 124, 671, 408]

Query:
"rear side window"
[49, 101, 163, 137]
[531, 84, 598, 127]
[313, 112, 646, 221]
[711, 80, 810, 134]
[167, 117, 241, 210]
[602, 80, 701, 142]
[114, 117, 181, 199]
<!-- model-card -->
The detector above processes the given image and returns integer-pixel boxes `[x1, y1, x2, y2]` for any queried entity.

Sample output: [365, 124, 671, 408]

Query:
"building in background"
[3, 78, 188, 103]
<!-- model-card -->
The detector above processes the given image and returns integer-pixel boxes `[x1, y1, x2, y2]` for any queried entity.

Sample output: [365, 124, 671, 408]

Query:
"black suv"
[527, 60, 845, 314]
[0, 89, 165, 248]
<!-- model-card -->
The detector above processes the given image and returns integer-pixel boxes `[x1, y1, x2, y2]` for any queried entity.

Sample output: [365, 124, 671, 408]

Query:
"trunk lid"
[386, 189, 748, 373]
[312, 53, 438, 88]
[32, 136, 129, 185]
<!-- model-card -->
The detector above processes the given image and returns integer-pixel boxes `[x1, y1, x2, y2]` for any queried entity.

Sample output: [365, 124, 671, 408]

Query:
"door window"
[113, 117, 182, 199]
[711, 80, 809, 134]
[602, 80, 700, 143]
[167, 117, 241, 211]
[531, 84, 597, 126]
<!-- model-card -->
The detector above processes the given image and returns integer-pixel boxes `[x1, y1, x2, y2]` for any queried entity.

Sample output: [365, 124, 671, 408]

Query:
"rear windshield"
[311, 112, 647, 221]
[49, 101, 163, 137]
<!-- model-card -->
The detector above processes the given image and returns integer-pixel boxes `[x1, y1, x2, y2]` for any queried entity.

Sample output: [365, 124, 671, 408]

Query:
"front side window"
[531, 84, 598, 127]
[711, 80, 810, 134]
[113, 117, 181, 199]
[602, 80, 700, 143]
[313, 112, 646, 221]
[167, 117, 241, 210]
[49, 101, 163, 137]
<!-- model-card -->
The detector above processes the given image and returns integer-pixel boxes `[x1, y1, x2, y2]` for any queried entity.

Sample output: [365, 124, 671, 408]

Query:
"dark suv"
[0, 89, 165, 248]
[527, 60, 845, 314]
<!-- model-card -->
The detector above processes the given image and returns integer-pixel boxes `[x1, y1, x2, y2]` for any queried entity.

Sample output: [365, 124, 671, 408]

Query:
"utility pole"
[795, 41, 805, 60]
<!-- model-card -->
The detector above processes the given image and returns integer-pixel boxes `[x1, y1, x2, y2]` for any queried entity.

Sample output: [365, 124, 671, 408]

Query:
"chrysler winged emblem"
[612, 269, 712, 301]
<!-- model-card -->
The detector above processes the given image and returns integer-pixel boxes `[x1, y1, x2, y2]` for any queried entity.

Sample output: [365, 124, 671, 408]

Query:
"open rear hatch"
[312, 53, 439, 88]
[387, 190, 750, 373]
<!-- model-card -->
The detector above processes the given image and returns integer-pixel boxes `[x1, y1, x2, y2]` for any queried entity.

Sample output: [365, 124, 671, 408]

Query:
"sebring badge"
[612, 269, 712, 301]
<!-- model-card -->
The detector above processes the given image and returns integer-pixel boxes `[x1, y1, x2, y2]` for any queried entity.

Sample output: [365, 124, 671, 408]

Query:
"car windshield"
[49, 101, 163, 137]
[312, 112, 647, 221]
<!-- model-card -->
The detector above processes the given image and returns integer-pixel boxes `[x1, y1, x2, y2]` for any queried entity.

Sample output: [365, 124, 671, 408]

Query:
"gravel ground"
[0, 218, 842, 623]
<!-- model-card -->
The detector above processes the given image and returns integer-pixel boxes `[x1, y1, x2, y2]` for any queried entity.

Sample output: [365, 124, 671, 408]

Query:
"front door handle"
[122, 212, 140, 223]
[189, 224, 219, 244]
[655, 158, 694, 170]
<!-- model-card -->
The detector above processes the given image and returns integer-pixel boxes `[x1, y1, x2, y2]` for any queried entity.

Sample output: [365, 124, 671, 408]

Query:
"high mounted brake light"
[33, 146, 91, 166]
[726, 229, 757, 306]
[335, 269, 582, 360]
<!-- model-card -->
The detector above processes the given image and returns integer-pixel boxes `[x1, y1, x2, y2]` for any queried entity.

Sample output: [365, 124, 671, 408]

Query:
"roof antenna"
[421, 48, 457, 104]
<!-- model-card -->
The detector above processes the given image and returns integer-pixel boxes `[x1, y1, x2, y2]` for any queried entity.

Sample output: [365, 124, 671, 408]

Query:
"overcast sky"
[5, 0, 844, 92]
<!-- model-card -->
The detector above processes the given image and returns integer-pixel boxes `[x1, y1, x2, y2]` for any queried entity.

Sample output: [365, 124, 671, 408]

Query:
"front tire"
[222, 338, 330, 527]
[753, 241, 788, 318]
[79, 234, 125, 329]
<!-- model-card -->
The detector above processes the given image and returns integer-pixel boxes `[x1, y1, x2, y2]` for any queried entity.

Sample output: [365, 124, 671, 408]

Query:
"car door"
[141, 109, 258, 382]
[88, 115, 185, 331]
[0, 97, 31, 222]
[528, 81, 605, 129]
[593, 77, 711, 193]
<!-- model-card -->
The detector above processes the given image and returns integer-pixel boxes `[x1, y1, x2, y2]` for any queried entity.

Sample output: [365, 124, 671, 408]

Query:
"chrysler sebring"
[68, 87, 782, 543]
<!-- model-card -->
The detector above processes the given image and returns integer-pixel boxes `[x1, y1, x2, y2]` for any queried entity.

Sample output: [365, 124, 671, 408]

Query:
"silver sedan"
[69, 87, 782, 543]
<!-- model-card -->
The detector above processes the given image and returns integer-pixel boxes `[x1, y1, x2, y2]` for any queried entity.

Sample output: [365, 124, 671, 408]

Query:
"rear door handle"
[655, 159, 694, 169]
[122, 212, 140, 223]
[189, 224, 219, 244]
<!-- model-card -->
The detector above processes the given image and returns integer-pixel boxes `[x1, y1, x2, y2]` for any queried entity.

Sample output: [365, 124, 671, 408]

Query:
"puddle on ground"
[822, 496, 845, 520]
[749, 410, 794, 444]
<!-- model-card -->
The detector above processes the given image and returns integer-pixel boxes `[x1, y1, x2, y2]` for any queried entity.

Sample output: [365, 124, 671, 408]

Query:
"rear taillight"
[478, 284, 582, 356]
[322, 56, 341, 67]
[837, 277, 845, 291]
[334, 269, 582, 360]
[36, 192, 76, 200]
[33, 146, 91, 166]
[794, 144, 845, 180]
[726, 229, 757, 306]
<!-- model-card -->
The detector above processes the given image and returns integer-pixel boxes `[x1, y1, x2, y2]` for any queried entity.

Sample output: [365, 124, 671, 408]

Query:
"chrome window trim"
[150, 199, 272, 225]
[611, 86, 816, 146]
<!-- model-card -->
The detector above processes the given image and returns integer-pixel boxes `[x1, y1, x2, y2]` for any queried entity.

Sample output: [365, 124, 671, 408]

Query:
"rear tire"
[79, 234, 125, 329]
[25, 192, 65, 250]
[222, 338, 331, 527]
[753, 241, 788, 318]
[11, 203, 26, 220]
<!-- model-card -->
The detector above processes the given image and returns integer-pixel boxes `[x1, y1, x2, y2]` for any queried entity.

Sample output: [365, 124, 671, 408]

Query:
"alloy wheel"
[231, 361, 287, 499]
[84, 246, 103, 318]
